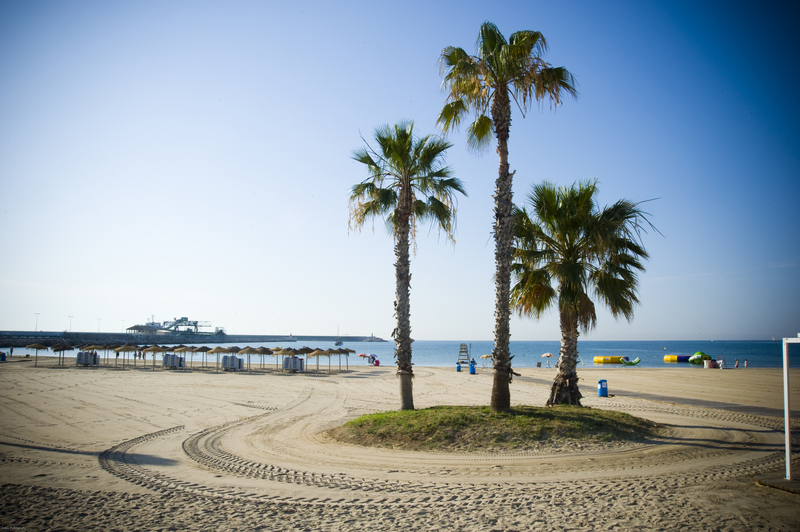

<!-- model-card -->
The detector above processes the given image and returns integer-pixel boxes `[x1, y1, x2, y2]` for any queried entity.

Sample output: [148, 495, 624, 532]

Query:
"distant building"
[127, 324, 171, 335]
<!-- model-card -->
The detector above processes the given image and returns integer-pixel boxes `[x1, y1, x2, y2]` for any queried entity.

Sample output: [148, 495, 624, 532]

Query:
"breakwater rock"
[0, 331, 387, 348]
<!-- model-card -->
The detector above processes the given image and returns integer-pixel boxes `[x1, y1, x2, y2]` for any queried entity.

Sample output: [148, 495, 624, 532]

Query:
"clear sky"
[1, 0, 798, 341]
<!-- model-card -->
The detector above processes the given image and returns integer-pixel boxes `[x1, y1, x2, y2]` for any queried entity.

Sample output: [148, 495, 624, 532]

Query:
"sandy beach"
[1, 357, 799, 531]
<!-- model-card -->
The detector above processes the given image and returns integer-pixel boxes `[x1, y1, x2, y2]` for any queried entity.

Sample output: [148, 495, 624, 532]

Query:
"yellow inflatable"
[593, 356, 626, 364]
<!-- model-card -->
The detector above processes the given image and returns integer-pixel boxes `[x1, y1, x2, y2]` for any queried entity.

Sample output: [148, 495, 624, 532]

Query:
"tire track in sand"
[97, 400, 799, 509]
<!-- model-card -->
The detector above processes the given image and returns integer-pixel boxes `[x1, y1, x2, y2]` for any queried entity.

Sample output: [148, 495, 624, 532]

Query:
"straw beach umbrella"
[83, 344, 104, 365]
[114, 344, 138, 368]
[324, 348, 338, 373]
[51, 342, 74, 367]
[143, 344, 167, 370]
[336, 348, 353, 371]
[256, 347, 273, 370]
[275, 348, 299, 372]
[307, 348, 333, 374]
[56, 342, 74, 367]
[194, 346, 211, 369]
[208, 346, 228, 371]
[227, 346, 242, 367]
[307, 349, 326, 374]
[342, 347, 355, 368]
[239, 346, 259, 372]
[26, 343, 48, 367]
[296, 346, 315, 371]
[174, 346, 194, 369]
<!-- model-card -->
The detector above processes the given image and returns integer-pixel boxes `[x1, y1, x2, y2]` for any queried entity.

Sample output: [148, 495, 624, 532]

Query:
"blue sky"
[1, 0, 798, 341]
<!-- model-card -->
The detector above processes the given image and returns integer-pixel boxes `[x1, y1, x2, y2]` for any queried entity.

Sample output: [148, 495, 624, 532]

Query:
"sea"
[31, 339, 796, 369]
[323, 339, 799, 369]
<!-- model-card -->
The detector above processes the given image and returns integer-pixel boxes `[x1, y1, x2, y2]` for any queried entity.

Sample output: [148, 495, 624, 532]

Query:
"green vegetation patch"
[329, 405, 661, 452]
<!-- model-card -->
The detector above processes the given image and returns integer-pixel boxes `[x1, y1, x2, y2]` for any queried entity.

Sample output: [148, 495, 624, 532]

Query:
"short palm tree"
[350, 121, 466, 410]
[438, 21, 577, 412]
[511, 180, 654, 406]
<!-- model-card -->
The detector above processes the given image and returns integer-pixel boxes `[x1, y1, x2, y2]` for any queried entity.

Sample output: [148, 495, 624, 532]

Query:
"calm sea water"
[331, 340, 800, 369]
[23, 339, 798, 369]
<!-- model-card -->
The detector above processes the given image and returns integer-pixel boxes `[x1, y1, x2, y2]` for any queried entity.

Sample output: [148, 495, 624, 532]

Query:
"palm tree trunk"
[547, 313, 583, 406]
[394, 178, 414, 410]
[490, 86, 515, 413]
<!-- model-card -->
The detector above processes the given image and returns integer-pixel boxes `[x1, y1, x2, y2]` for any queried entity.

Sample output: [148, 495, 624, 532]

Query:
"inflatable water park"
[664, 351, 710, 363]
[592, 351, 727, 368]
[664, 351, 725, 367]
[593, 356, 641, 365]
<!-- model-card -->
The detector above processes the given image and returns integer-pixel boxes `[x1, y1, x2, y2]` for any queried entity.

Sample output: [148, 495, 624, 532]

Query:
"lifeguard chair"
[457, 343, 470, 365]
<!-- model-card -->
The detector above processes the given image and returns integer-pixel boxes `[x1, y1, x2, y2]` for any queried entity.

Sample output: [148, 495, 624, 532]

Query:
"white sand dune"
[1, 358, 799, 530]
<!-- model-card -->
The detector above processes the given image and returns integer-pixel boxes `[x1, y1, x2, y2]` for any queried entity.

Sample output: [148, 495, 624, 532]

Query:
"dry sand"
[1, 356, 799, 531]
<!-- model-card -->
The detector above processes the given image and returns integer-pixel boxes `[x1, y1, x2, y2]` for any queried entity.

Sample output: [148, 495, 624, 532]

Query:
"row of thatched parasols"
[24, 342, 356, 373]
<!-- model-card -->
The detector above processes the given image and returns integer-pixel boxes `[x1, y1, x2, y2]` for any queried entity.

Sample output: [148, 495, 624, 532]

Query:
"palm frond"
[510, 263, 555, 318]
[511, 180, 655, 331]
[477, 21, 507, 62]
[530, 66, 579, 109]
[466, 114, 494, 151]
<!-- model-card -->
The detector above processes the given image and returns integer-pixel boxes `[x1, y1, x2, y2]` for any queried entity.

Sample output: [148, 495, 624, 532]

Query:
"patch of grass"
[328, 405, 661, 451]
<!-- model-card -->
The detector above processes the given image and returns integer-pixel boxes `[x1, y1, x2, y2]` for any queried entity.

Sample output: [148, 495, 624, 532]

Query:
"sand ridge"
[1, 359, 799, 530]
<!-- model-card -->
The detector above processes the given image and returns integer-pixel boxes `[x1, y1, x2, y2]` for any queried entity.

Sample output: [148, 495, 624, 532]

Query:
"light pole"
[68, 316, 73, 332]
[97, 318, 102, 333]
[35, 312, 40, 332]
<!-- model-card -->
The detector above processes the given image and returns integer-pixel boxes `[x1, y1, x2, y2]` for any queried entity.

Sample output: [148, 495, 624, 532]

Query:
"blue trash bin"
[598, 379, 608, 397]
[0, 353, 5, 362]
[456, 362, 462, 372]
[469, 362, 476, 374]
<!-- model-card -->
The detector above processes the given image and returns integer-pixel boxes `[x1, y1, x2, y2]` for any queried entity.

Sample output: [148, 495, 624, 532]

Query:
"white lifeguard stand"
[457, 343, 470, 365]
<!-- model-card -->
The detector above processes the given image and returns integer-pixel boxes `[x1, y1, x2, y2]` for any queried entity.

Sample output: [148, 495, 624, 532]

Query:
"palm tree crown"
[438, 21, 577, 150]
[350, 121, 466, 410]
[349, 121, 465, 244]
[438, 21, 576, 412]
[512, 180, 655, 405]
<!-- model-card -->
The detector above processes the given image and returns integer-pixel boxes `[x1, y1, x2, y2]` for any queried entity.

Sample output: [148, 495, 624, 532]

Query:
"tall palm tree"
[438, 21, 577, 412]
[511, 180, 655, 406]
[349, 121, 466, 410]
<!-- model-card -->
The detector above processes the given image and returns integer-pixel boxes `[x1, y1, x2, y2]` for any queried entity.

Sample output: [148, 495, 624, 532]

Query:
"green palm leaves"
[438, 21, 577, 150]
[349, 121, 466, 243]
[512, 180, 653, 330]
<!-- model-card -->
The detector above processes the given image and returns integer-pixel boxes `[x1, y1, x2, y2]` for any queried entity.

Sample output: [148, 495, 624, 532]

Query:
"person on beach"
[735, 359, 739, 368]
[744, 359, 748, 368]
